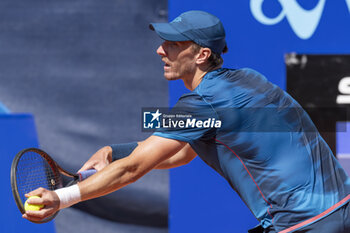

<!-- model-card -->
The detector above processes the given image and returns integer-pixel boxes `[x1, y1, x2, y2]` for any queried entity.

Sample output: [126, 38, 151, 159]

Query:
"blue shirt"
[154, 68, 350, 231]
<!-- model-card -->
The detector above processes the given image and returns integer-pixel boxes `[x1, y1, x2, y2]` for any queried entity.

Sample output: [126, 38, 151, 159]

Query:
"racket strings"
[15, 151, 61, 205]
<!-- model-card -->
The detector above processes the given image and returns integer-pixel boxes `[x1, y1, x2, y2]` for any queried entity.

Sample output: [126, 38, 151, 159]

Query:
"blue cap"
[150, 10, 226, 54]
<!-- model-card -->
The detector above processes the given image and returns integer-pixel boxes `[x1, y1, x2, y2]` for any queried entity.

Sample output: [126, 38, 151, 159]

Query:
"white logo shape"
[250, 0, 326, 39]
[151, 109, 162, 122]
[337, 77, 350, 104]
[143, 109, 162, 129]
[346, 0, 350, 12]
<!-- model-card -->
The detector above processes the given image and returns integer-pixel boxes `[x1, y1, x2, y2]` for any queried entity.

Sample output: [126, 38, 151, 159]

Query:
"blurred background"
[0, 0, 169, 232]
[1, 0, 350, 233]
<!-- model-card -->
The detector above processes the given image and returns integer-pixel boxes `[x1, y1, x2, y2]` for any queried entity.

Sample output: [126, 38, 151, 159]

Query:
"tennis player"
[23, 11, 350, 233]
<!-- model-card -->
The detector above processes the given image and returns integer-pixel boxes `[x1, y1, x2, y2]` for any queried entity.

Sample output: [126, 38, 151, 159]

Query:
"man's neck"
[183, 65, 221, 91]
[182, 70, 206, 91]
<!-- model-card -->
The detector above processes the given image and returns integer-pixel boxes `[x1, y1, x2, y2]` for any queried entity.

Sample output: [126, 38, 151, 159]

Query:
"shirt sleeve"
[153, 92, 220, 144]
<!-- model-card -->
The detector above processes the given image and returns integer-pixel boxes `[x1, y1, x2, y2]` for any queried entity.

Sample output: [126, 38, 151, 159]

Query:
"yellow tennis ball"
[24, 196, 44, 211]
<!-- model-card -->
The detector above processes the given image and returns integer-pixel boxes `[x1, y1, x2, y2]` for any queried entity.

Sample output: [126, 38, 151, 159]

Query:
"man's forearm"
[55, 156, 138, 210]
[78, 156, 140, 200]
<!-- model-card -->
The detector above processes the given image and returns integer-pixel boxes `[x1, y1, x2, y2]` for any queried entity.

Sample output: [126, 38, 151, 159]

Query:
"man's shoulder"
[206, 67, 267, 82]
[175, 89, 214, 109]
[177, 91, 207, 104]
[175, 67, 269, 105]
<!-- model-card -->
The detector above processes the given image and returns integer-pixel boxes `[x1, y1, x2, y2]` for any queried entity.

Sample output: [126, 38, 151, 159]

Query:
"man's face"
[156, 41, 198, 81]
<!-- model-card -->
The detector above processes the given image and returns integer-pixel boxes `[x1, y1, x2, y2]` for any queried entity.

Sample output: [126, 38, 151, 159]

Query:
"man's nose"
[156, 43, 166, 56]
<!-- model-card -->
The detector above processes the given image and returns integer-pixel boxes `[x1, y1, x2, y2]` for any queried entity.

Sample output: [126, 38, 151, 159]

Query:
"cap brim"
[149, 23, 189, 41]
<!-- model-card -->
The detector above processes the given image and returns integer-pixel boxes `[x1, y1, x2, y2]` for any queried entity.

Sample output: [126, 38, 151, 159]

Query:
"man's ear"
[196, 47, 211, 65]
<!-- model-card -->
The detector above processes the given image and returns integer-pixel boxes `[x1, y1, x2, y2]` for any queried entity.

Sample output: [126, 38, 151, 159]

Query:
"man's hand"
[22, 188, 60, 222]
[78, 146, 113, 173]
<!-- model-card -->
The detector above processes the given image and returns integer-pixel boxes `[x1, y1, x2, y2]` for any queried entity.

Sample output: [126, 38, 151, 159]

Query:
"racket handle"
[78, 169, 97, 181]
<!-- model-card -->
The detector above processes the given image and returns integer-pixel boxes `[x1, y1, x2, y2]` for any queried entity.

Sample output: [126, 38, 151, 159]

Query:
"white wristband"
[54, 184, 81, 210]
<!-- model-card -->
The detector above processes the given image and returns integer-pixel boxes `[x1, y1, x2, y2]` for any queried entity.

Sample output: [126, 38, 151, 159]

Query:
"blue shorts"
[249, 201, 350, 233]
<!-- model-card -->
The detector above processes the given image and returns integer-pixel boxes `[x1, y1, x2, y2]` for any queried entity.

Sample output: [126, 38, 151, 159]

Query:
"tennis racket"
[11, 147, 96, 223]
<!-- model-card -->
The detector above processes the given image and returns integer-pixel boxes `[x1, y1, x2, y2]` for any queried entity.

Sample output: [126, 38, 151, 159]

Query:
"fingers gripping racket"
[11, 147, 96, 223]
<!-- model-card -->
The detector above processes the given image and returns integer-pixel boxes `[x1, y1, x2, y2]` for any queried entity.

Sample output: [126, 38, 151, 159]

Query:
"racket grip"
[78, 169, 97, 181]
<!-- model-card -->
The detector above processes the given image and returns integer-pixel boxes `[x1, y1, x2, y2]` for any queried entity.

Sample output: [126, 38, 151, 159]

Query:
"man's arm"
[78, 140, 196, 172]
[22, 135, 186, 221]
[79, 135, 186, 200]
[154, 143, 197, 169]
